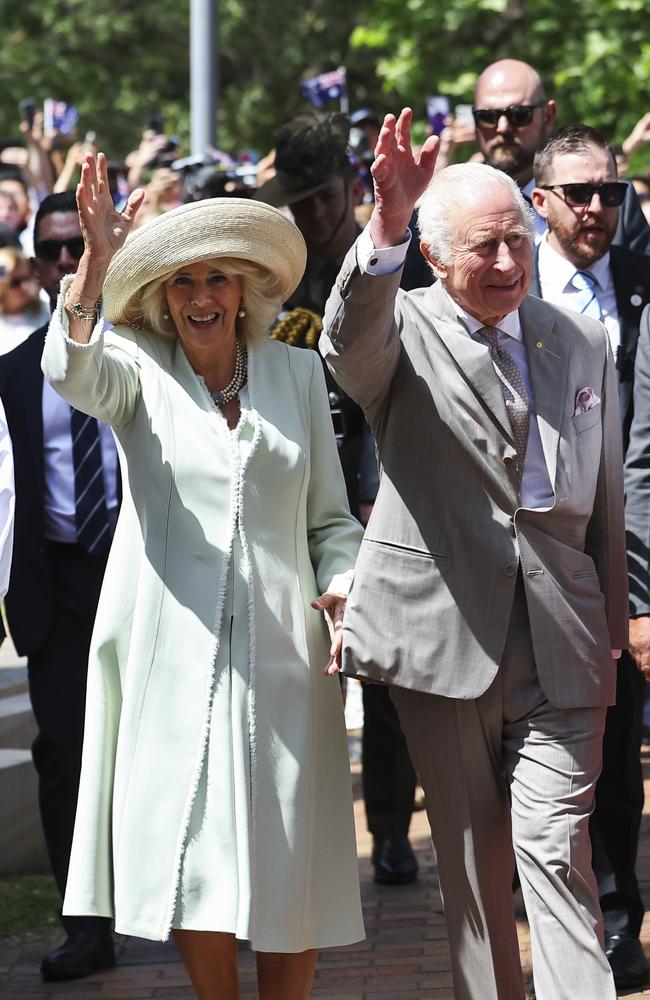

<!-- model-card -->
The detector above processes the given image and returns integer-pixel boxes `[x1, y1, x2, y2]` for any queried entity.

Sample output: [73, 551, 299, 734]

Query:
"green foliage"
[1, 0, 190, 154]
[350, 0, 649, 148]
[0, 0, 378, 158]
[0, 0, 648, 163]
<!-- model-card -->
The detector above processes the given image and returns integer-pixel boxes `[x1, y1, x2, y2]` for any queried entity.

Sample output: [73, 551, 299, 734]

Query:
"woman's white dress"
[44, 304, 365, 950]
[173, 395, 255, 935]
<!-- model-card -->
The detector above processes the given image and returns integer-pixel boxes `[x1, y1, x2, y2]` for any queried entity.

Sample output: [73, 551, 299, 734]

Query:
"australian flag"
[300, 68, 347, 109]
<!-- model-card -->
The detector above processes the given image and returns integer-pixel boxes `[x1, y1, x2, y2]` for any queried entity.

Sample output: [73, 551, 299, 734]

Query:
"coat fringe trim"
[235, 407, 262, 944]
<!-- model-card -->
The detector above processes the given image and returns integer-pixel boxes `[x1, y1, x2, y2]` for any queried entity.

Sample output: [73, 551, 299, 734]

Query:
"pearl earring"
[238, 300, 246, 318]
[163, 309, 169, 320]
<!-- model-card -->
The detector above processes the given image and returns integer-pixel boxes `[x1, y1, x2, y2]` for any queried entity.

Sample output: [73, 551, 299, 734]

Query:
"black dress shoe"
[372, 835, 418, 885]
[41, 930, 116, 981]
[605, 932, 648, 989]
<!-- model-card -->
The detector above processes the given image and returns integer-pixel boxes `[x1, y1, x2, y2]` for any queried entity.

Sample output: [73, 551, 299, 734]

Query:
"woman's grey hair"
[417, 163, 535, 267]
[133, 257, 284, 341]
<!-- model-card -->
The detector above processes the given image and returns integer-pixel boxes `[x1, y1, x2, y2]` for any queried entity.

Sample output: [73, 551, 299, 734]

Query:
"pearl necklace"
[209, 338, 248, 407]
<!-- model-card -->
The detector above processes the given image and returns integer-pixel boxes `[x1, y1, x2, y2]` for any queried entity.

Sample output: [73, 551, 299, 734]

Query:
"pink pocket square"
[574, 386, 601, 416]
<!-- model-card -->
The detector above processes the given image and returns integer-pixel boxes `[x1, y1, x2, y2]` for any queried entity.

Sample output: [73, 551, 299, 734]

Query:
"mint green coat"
[42, 283, 364, 949]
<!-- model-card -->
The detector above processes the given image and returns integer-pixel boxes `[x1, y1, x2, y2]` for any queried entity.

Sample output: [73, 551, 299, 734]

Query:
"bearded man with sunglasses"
[528, 124, 650, 990]
[473, 59, 650, 255]
[0, 190, 118, 981]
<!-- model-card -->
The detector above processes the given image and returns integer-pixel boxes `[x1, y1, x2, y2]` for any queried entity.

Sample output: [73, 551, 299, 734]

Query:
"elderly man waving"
[320, 109, 628, 1000]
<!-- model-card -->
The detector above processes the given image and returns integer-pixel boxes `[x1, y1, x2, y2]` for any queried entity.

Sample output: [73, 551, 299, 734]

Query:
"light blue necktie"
[571, 270, 602, 321]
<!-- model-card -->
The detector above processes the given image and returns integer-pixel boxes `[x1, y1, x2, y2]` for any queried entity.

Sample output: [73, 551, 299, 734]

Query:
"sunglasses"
[34, 237, 85, 262]
[539, 182, 627, 208]
[472, 102, 545, 131]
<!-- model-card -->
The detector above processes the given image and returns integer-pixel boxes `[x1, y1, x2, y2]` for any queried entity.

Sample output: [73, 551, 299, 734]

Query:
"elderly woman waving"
[41, 154, 364, 1000]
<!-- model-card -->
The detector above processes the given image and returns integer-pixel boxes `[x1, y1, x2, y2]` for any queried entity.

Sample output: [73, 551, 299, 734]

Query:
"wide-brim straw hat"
[103, 197, 307, 326]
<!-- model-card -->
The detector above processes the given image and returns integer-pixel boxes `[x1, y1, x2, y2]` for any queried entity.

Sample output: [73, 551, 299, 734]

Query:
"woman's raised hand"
[76, 152, 145, 261]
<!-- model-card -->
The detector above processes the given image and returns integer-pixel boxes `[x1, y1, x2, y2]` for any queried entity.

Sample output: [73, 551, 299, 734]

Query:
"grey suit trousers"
[391, 580, 616, 1000]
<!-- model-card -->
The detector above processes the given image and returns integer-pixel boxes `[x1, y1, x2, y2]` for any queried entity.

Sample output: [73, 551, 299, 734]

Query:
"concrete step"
[0, 690, 36, 749]
[0, 748, 49, 875]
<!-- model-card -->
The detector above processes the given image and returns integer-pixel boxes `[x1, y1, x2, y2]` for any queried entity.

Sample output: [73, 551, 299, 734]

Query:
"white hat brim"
[103, 197, 307, 327]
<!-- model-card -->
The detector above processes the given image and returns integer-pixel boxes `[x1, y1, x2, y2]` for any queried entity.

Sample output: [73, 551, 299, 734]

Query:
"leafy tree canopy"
[1, 0, 648, 171]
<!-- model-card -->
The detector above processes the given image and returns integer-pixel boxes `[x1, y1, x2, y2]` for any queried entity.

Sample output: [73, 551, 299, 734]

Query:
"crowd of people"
[1, 56, 650, 1000]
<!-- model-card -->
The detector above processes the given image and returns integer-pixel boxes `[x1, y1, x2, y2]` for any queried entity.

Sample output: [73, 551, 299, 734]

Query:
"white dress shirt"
[0, 304, 50, 356]
[42, 379, 119, 544]
[537, 234, 620, 354]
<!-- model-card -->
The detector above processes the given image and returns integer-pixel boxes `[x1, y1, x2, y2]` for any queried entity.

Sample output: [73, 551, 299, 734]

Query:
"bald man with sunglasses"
[529, 124, 650, 990]
[473, 59, 650, 255]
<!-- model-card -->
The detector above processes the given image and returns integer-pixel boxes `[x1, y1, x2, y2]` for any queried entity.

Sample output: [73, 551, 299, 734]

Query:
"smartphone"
[43, 99, 79, 137]
[18, 98, 36, 128]
[426, 96, 450, 136]
[147, 115, 165, 135]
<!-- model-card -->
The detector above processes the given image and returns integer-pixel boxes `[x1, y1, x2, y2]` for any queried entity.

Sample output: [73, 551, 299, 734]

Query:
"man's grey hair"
[417, 163, 535, 266]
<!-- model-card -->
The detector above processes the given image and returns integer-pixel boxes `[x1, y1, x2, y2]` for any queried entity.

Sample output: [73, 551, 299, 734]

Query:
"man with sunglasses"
[0, 191, 118, 981]
[474, 59, 650, 255]
[529, 124, 650, 990]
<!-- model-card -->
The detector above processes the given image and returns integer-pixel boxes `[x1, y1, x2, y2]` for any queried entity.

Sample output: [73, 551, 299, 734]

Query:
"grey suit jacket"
[321, 244, 628, 709]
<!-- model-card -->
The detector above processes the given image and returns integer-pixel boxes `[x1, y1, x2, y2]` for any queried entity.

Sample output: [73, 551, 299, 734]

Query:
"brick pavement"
[3, 759, 650, 999]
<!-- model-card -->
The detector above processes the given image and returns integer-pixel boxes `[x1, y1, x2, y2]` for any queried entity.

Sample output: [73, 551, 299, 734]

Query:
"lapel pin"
[631, 293, 643, 307]
[535, 341, 543, 349]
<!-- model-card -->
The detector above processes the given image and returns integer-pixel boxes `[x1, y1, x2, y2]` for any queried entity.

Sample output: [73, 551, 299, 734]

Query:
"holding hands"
[312, 593, 347, 675]
[629, 616, 650, 682]
[370, 108, 440, 248]
[76, 152, 144, 263]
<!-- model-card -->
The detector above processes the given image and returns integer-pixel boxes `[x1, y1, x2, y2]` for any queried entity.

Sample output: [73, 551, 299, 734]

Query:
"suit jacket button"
[504, 563, 516, 577]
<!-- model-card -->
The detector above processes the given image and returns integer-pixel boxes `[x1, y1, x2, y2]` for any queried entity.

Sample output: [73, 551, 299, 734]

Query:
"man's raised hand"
[370, 108, 439, 248]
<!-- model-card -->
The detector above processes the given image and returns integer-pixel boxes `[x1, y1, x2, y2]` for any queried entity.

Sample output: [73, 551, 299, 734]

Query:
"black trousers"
[27, 542, 111, 936]
[590, 650, 646, 937]
[362, 683, 416, 841]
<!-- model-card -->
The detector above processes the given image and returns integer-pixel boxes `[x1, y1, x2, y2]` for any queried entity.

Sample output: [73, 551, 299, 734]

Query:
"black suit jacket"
[625, 305, 650, 615]
[0, 325, 53, 655]
[615, 182, 650, 256]
[0, 324, 121, 656]
[530, 243, 650, 452]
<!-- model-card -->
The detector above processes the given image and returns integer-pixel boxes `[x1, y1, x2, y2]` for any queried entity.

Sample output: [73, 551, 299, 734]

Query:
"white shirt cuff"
[326, 570, 354, 598]
[356, 225, 412, 275]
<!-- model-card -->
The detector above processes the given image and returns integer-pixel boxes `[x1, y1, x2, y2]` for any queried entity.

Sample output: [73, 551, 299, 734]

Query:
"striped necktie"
[571, 270, 602, 320]
[70, 408, 111, 556]
[477, 325, 530, 488]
